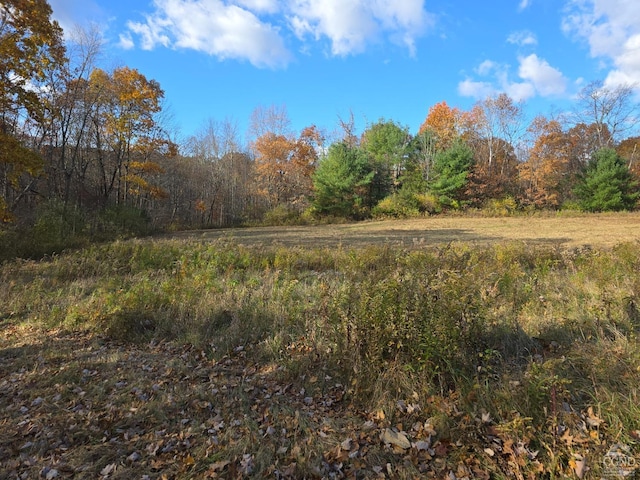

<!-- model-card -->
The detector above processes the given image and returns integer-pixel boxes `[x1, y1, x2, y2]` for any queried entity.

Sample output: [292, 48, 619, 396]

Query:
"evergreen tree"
[574, 147, 639, 212]
[429, 140, 475, 208]
[312, 142, 374, 218]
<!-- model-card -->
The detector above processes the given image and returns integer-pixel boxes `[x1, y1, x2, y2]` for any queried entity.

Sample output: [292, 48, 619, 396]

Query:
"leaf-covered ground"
[0, 326, 453, 479]
[1, 323, 628, 479]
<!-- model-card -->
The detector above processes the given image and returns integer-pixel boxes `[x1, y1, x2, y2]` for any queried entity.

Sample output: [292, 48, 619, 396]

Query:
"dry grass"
[3, 213, 640, 478]
[163, 212, 640, 249]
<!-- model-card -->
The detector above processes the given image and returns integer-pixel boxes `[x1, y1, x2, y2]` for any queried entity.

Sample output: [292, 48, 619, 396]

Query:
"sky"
[47, 0, 640, 144]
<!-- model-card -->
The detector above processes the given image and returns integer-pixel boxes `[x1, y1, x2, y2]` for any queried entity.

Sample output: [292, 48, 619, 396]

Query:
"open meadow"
[165, 212, 640, 249]
[2, 213, 640, 479]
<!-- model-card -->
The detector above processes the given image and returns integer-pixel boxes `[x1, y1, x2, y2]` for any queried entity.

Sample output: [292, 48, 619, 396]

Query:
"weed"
[3, 236, 640, 477]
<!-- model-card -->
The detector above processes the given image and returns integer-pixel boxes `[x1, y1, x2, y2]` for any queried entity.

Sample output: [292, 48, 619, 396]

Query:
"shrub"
[19, 200, 88, 258]
[414, 193, 442, 214]
[482, 196, 518, 216]
[371, 195, 420, 218]
[262, 204, 308, 226]
[94, 205, 153, 238]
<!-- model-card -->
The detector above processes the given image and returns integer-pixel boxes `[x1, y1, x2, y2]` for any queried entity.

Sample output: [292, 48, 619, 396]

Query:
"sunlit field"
[2, 213, 640, 478]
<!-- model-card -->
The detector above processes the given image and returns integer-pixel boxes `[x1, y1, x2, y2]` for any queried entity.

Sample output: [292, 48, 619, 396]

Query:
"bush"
[262, 204, 309, 226]
[18, 200, 88, 258]
[414, 193, 443, 214]
[94, 205, 153, 238]
[372, 195, 420, 218]
[482, 196, 518, 216]
[371, 191, 443, 218]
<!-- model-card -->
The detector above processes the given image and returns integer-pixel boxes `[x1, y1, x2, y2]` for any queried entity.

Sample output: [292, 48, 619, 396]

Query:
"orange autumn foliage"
[253, 125, 322, 208]
[418, 101, 461, 151]
[519, 117, 572, 208]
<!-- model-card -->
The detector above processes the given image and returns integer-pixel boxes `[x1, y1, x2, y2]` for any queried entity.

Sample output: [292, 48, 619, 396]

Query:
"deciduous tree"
[182, 118, 252, 226]
[461, 94, 523, 204]
[575, 80, 640, 147]
[87, 66, 167, 205]
[617, 136, 640, 181]
[0, 0, 65, 221]
[518, 116, 572, 208]
[418, 101, 460, 152]
[253, 125, 322, 210]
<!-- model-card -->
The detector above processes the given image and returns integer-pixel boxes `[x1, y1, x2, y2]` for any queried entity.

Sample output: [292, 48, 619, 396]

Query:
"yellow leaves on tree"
[89, 67, 163, 144]
[1, 0, 65, 221]
[0, 0, 65, 119]
[87, 66, 169, 203]
[124, 161, 168, 199]
[418, 101, 461, 152]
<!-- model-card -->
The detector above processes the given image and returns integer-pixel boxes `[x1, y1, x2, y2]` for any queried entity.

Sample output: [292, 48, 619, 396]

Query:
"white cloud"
[459, 54, 567, 101]
[122, 0, 433, 67]
[507, 30, 538, 47]
[458, 79, 496, 99]
[519, 0, 532, 11]
[125, 0, 292, 68]
[234, 0, 280, 14]
[563, 0, 640, 88]
[476, 59, 499, 76]
[128, 14, 171, 50]
[518, 54, 568, 95]
[118, 33, 135, 50]
[605, 33, 640, 88]
[505, 82, 536, 101]
[48, 0, 105, 38]
[288, 0, 433, 57]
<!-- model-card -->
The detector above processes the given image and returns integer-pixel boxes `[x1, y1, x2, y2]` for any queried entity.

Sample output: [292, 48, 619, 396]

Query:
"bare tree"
[45, 25, 104, 206]
[576, 80, 640, 147]
[183, 117, 252, 226]
[335, 110, 359, 148]
[247, 104, 292, 148]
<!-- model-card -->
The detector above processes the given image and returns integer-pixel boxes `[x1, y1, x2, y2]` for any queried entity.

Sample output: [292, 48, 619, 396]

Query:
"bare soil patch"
[164, 213, 640, 249]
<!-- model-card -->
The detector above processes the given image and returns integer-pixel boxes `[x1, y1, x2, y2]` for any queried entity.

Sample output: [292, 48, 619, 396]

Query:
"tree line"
[1, 0, 640, 252]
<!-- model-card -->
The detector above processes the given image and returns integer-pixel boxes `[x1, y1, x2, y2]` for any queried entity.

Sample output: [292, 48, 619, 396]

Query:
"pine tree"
[574, 148, 639, 212]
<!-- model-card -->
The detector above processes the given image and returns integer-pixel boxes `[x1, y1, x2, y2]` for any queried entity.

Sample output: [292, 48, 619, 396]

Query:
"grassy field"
[2, 213, 640, 478]
[164, 212, 640, 249]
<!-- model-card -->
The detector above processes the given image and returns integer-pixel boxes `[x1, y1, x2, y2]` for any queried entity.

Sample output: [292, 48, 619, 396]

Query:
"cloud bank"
[121, 0, 434, 68]
[562, 0, 640, 88]
[458, 53, 568, 102]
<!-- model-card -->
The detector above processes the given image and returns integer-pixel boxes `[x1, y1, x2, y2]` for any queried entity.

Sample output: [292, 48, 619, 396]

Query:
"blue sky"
[47, 0, 640, 144]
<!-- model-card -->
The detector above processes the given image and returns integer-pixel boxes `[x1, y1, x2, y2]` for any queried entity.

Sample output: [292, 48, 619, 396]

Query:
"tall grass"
[2, 238, 639, 475]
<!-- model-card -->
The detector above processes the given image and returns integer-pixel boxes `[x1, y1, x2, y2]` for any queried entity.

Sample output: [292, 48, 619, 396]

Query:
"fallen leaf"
[126, 451, 141, 463]
[341, 438, 353, 450]
[45, 468, 59, 480]
[381, 428, 411, 450]
[414, 440, 431, 451]
[586, 406, 603, 428]
[100, 463, 116, 476]
[240, 453, 254, 475]
[571, 454, 587, 479]
[208, 460, 230, 472]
